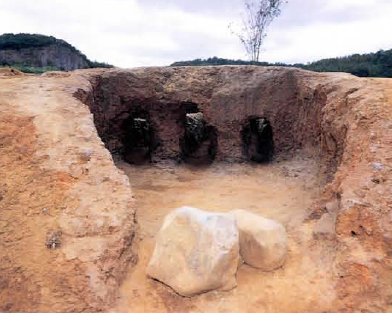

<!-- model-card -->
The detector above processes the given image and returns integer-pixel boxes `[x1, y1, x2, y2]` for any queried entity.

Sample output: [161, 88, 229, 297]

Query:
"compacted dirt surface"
[1, 66, 392, 313]
[115, 158, 337, 313]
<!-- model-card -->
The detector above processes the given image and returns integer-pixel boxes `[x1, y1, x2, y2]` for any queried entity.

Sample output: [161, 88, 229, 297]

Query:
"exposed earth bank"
[1, 66, 392, 312]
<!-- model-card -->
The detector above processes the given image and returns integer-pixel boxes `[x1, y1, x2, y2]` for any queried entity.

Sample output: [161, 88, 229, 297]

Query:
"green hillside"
[0, 33, 112, 73]
[171, 49, 392, 78]
[301, 50, 392, 77]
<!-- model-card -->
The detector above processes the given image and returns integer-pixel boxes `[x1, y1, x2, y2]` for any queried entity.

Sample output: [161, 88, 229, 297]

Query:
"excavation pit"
[75, 66, 354, 310]
[2, 66, 392, 313]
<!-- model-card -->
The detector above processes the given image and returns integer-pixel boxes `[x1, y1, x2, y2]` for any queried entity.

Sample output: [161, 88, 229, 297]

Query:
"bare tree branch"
[230, 0, 285, 62]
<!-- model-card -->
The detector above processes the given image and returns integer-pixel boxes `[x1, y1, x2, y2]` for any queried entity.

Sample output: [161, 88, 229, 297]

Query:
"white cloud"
[324, 0, 376, 10]
[0, 0, 391, 66]
[261, 0, 392, 63]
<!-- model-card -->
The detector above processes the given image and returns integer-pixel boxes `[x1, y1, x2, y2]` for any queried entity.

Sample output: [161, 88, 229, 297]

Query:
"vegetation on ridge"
[171, 49, 392, 78]
[0, 33, 113, 72]
[2, 33, 391, 78]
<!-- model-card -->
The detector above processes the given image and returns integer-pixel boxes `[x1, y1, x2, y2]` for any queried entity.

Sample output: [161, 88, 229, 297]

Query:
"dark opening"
[242, 117, 274, 163]
[122, 113, 155, 164]
[182, 101, 199, 114]
[180, 105, 217, 164]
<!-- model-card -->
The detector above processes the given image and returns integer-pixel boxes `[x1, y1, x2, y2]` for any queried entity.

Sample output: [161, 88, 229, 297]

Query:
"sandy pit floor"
[114, 156, 337, 313]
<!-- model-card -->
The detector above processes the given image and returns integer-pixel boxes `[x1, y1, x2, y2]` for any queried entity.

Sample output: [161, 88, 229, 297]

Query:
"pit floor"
[114, 156, 336, 313]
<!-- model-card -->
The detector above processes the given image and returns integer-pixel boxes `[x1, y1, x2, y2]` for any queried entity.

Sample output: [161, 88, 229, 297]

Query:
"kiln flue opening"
[122, 113, 155, 164]
[242, 117, 274, 163]
[180, 104, 217, 164]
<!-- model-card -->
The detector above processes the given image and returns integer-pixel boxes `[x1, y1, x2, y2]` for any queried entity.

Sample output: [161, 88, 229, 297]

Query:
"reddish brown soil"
[1, 66, 392, 313]
[0, 73, 136, 313]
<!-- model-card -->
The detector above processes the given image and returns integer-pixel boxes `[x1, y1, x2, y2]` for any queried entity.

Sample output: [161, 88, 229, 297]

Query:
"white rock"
[231, 209, 287, 271]
[147, 206, 239, 296]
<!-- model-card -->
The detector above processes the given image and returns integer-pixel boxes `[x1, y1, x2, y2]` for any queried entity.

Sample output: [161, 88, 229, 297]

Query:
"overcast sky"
[0, 0, 391, 67]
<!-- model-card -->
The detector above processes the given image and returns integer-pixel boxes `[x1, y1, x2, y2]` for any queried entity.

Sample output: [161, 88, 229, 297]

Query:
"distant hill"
[301, 50, 392, 77]
[171, 57, 288, 68]
[0, 33, 112, 73]
[171, 57, 298, 75]
[171, 49, 392, 78]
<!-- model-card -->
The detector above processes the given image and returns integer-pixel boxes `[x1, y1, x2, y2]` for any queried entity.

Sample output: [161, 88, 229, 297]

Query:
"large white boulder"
[147, 206, 239, 296]
[231, 209, 287, 271]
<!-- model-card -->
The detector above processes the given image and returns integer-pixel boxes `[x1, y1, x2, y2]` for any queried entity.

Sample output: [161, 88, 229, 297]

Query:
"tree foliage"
[171, 56, 286, 67]
[0, 33, 83, 54]
[301, 50, 392, 77]
[230, 0, 285, 62]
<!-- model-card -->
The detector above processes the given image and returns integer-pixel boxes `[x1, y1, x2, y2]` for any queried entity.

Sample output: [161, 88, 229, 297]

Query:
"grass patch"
[1, 64, 61, 74]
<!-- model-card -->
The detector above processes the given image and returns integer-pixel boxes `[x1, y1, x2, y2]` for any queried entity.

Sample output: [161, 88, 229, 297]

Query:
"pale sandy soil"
[2, 69, 392, 313]
[114, 157, 337, 313]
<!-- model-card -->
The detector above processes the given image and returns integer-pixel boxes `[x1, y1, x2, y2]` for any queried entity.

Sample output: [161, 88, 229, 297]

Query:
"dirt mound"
[1, 66, 392, 312]
[42, 71, 71, 78]
[0, 72, 136, 313]
[0, 67, 24, 76]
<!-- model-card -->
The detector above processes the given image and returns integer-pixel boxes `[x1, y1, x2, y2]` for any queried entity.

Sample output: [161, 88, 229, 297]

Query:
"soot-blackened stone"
[242, 118, 274, 163]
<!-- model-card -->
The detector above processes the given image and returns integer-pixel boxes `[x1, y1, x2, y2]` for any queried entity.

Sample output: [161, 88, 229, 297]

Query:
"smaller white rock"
[231, 209, 287, 271]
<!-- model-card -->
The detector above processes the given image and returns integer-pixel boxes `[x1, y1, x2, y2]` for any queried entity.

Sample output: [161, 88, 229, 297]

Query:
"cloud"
[263, 0, 392, 63]
[0, 0, 391, 67]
